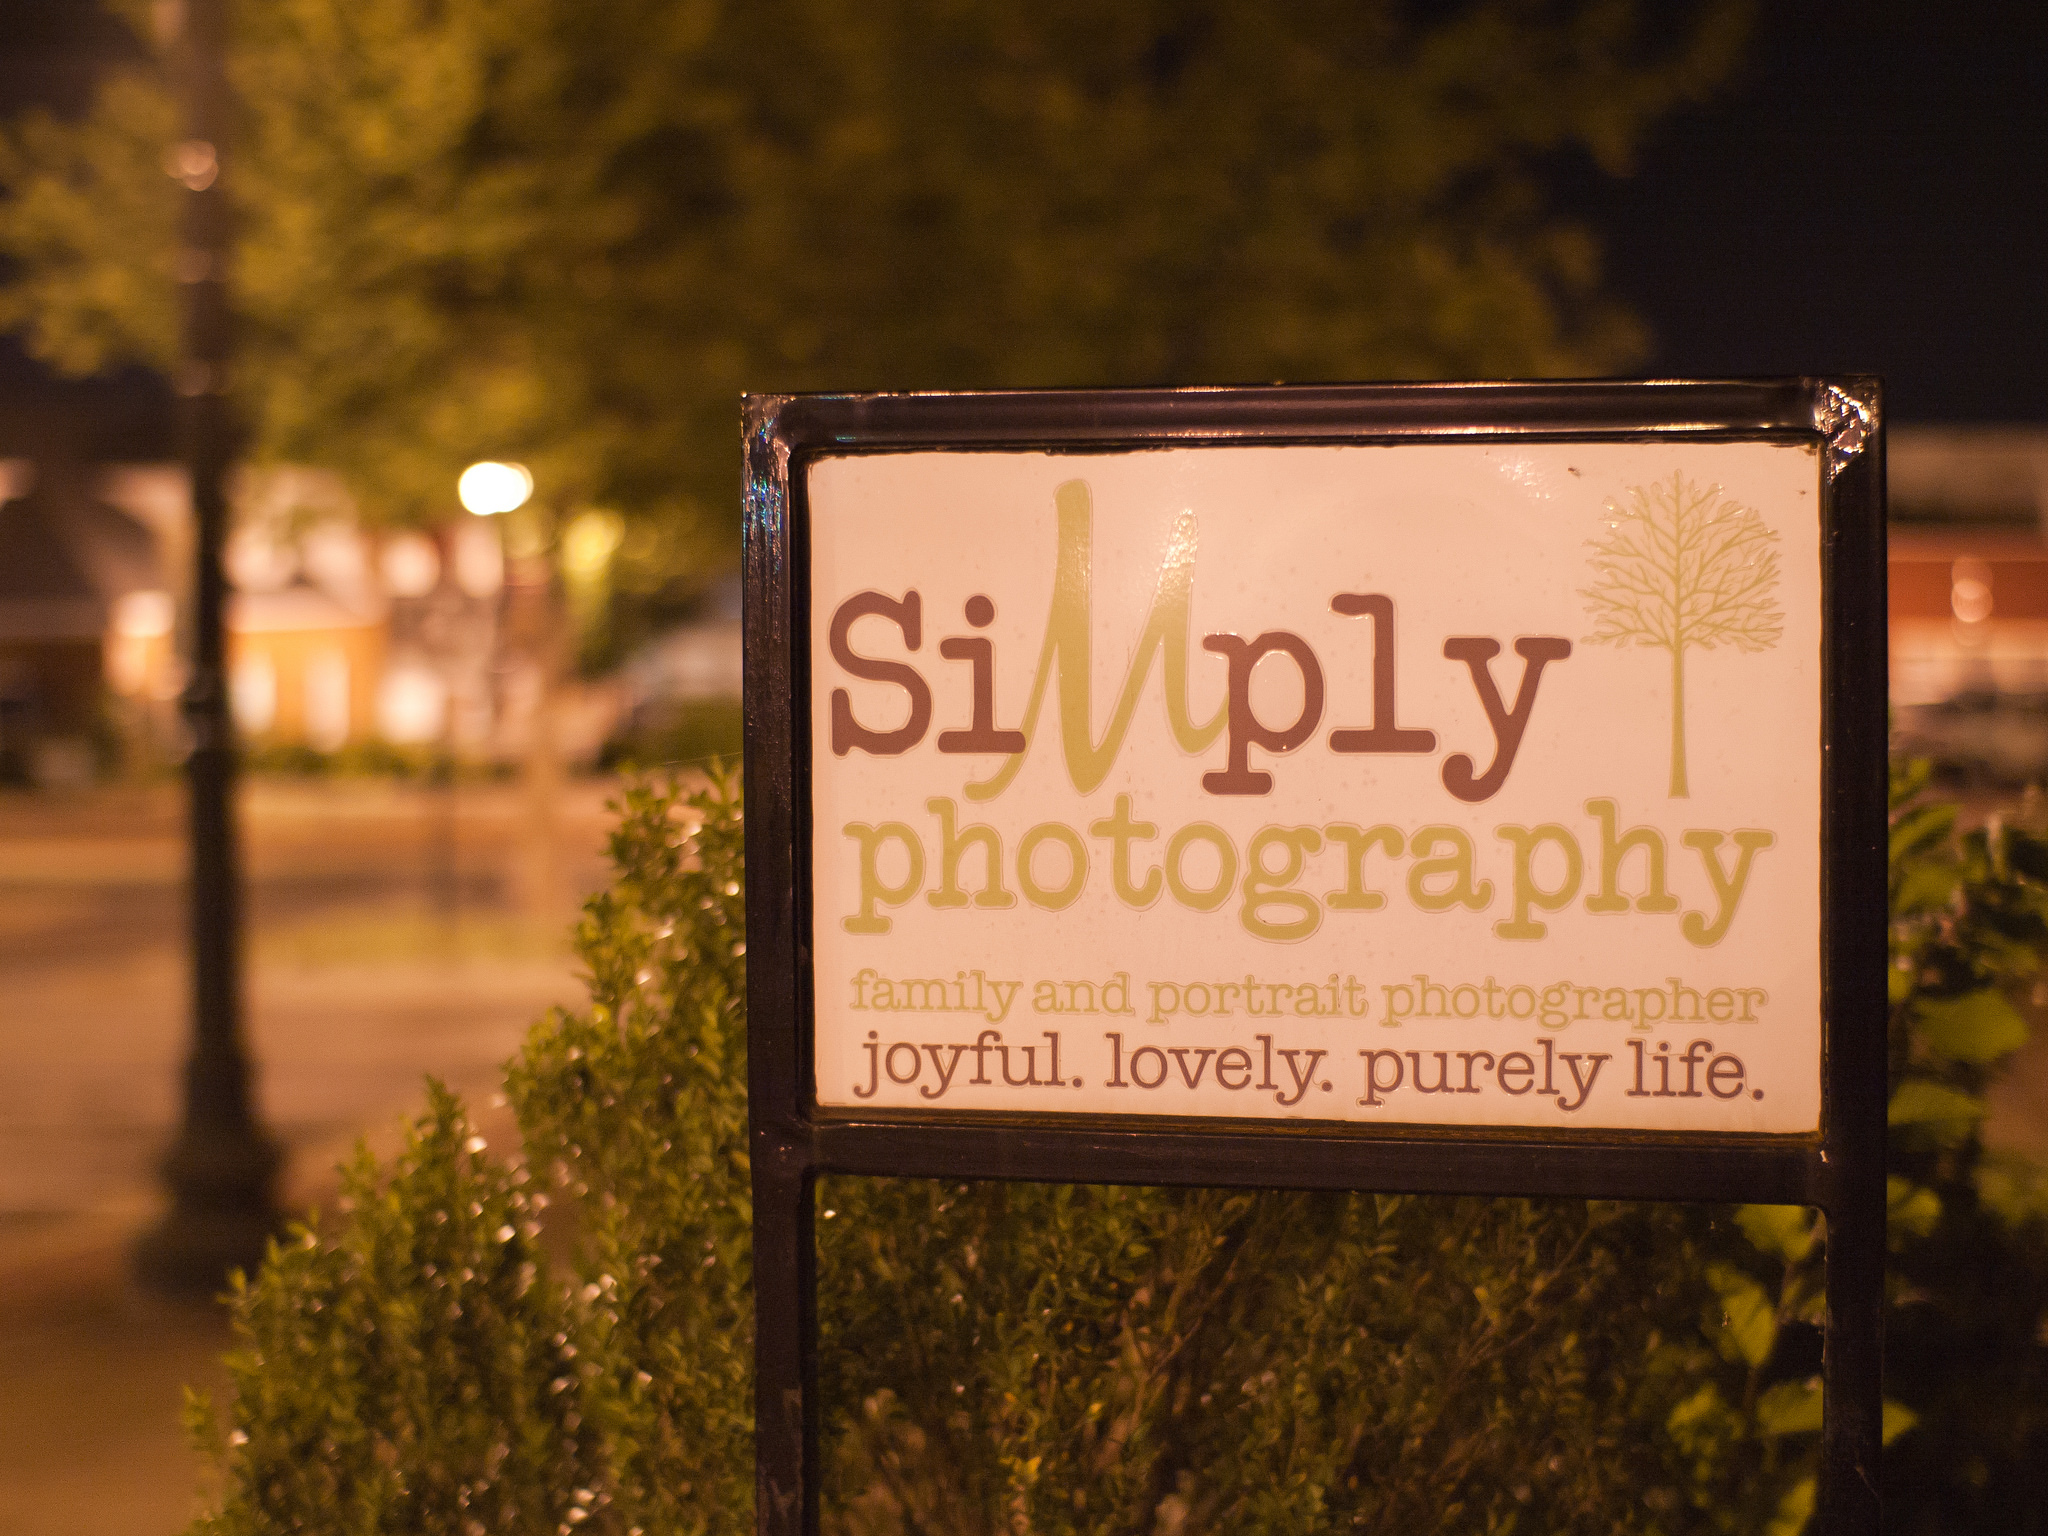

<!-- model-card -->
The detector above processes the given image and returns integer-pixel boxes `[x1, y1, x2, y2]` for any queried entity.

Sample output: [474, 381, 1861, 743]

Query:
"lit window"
[305, 649, 350, 750]
[231, 653, 277, 734]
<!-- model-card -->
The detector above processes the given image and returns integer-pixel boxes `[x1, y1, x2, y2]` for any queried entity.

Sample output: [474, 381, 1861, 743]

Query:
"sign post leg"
[753, 1151, 818, 1536]
[1820, 1164, 1886, 1530]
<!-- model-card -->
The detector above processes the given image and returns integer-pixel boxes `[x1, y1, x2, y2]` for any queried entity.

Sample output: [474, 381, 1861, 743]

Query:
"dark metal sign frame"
[742, 379, 1886, 1536]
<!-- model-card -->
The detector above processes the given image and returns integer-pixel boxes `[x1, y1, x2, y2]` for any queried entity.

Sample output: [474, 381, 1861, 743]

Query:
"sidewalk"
[0, 776, 615, 1535]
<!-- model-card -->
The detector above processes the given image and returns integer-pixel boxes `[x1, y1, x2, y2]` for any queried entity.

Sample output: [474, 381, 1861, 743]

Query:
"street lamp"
[458, 461, 533, 517]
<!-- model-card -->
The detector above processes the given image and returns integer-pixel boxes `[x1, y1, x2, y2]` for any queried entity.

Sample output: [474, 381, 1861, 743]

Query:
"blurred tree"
[1, 0, 1746, 616]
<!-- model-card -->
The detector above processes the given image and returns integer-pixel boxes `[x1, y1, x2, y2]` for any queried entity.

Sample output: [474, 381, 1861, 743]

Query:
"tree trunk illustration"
[1668, 643, 1688, 798]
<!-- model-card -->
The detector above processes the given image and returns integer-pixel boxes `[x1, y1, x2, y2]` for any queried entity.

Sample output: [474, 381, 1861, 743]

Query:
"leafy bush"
[187, 1090, 594, 1534]
[186, 765, 2048, 1534]
[1877, 762, 2048, 1531]
[240, 739, 517, 781]
[820, 1182, 1740, 1533]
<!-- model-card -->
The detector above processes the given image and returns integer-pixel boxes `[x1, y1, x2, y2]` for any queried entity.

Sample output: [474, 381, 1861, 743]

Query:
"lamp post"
[135, 0, 281, 1292]
[411, 463, 528, 917]
[460, 462, 561, 921]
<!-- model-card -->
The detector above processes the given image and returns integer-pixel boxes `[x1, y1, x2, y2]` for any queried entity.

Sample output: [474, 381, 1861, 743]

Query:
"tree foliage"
[182, 767, 2048, 1535]
[3, 0, 1745, 566]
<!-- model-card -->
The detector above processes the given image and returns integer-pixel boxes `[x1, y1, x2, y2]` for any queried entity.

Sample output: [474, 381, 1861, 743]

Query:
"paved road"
[0, 775, 619, 1535]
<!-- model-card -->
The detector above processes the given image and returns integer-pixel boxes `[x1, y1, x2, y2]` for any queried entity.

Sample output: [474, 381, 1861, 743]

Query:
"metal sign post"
[742, 379, 1886, 1535]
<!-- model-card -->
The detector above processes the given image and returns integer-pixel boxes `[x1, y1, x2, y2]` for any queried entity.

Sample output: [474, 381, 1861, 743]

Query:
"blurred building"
[1888, 426, 2048, 783]
[218, 466, 395, 751]
[0, 458, 175, 783]
[0, 456, 624, 781]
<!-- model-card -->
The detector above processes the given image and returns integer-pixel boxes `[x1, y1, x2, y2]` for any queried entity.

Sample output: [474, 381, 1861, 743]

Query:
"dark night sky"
[1563, 0, 2048, 422]
[0, 0, 2042, 433]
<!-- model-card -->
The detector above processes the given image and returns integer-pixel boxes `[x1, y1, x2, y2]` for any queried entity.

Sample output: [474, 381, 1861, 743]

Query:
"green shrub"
[186, 765, 2048, 1534]
[820, 1182, 1741, 1533]
[186, 1087, 595, 1534]
[1877, 762, 2048, 1531]
[240, 739, 515, 782]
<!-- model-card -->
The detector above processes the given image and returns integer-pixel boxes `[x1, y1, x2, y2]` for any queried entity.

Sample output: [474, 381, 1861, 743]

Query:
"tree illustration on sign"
[1579, 473, 1783, 797]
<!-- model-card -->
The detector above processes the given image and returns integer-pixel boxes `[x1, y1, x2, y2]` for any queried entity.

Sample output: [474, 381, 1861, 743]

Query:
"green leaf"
[1915, 989, 2029, 1064]
[1705, 1263, 1777, 1367]
[1882, 1399, 1920, 1446]
[1736, 1204, 1816, 1264]
[1890, 801, 1957, 864]
[1889, 755, 1933, 810]
[1977, 1154, 2048, 1226]
[1886, 1080, 1986, 1128]
[1755, 1379, 1823, 1437]
[1892, 862, 1960, 915]
[1885, 1176, 1942, 1240]
[1888, 963, 1915, 1005]
[1665, 1381, 1728, 1437]
[1764, 1474, 1816, 1536]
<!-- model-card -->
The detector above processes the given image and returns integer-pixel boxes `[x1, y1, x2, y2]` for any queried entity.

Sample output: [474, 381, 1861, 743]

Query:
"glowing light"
[380, 532, 440, 598]
[458, 461, 533, 516]
[107, 590, 177, 696]
[452, 519, 505, 598]
[561, 510, 624, 579]
[1951, 559, 1993, 624]
[224, 527, 296, 592]
[231, 653, 277, 734]
[377, 664, 447, 744]
[302, 523, 369, 592]
[112, 589, 175, 639]
[164, 139, 217, 190]
[304, 650, 351, 751]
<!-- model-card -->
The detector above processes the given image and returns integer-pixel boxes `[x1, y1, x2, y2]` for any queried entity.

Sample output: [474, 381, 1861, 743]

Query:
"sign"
[743, 382, 1887, 1536]
[809, 442, 1823, 1133]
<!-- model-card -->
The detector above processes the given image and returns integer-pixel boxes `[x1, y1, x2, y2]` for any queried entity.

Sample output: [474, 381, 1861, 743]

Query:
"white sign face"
[808, 442, 1823, 1133]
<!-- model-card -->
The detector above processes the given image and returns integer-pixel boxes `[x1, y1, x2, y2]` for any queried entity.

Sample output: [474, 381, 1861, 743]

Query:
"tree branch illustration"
[1579, 473, 1783, 797]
